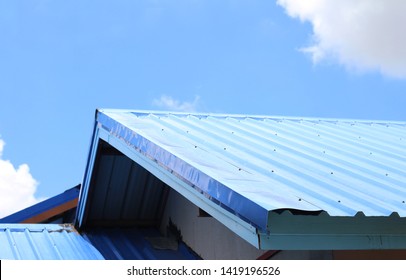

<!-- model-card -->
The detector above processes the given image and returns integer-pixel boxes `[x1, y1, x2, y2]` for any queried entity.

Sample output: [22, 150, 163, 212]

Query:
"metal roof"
[82, 140, 169, 227]
[76, 109, 406, 250]
[0, 224, 104, 259]
[0, 185, 80, 223]
[82, 227, 200, 260]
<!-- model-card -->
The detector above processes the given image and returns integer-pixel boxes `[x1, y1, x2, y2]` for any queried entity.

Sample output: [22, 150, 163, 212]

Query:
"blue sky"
[1, 0, 406, 217]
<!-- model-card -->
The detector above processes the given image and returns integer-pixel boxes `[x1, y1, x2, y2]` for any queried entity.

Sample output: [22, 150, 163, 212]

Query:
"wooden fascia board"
[21, 198, 78, 223]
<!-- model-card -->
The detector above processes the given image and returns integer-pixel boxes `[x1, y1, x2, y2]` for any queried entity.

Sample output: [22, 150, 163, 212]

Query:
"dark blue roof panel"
[83, 227, 200, 260]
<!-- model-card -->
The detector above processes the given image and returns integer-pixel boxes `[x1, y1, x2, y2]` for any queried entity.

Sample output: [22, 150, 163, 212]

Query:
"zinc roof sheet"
[93, 109, 406, 229]
[83, 141, 170, 227]
[83, 227, 200, 260]
[0, 224, 104, 260]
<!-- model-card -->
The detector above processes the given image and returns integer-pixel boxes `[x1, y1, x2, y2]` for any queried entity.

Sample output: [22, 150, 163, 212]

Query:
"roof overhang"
[1, 186, 80, 223]
[75, 109, 406, 250]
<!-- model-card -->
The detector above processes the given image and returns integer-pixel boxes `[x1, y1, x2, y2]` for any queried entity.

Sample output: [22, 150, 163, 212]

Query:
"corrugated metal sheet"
[91, 109, 406, 227]
[83, 227, 200, 260]
[84, 140, 169, 227]
[0, 224, 104, 259]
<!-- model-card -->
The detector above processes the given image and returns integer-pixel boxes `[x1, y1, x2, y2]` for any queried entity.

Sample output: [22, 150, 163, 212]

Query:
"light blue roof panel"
[100, 110, 405, 214]
[0, 224, 104, 260]
[78, 109, 406, 234]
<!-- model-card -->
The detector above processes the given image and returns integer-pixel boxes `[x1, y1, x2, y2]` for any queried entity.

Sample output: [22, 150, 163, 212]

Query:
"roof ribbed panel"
[94, 109, 406, 228]
[0, 224, 104, 260]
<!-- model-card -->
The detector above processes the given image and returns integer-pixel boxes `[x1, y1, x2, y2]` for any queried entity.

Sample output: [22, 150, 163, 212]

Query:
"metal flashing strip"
[261, 211, 406, 250]
[102, 108, 406, 125]
[76, 121, 102, 228]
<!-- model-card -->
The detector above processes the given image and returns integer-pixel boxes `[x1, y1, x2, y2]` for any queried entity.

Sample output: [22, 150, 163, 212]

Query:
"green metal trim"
[260, 211, 406, 250]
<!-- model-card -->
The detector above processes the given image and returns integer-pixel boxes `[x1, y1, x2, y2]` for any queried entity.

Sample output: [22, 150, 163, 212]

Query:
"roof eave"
[260, 211, 406, 250]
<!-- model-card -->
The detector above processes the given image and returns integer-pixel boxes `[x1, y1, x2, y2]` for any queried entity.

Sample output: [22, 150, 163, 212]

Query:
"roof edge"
[97, 108, 406, 125]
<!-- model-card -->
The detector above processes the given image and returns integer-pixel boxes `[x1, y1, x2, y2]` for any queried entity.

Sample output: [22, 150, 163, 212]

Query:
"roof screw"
[402, 201, 405, 204]
[195, 145, 197, 148]
[224, 147, 227, 150]
[298, 198, 302, 201]
[386, 173, 389, 176]
[271, 170, 274, 173]
[238, 168, 242, 171]
[338, 200, 341, 203]
[330, 172, 334, 175]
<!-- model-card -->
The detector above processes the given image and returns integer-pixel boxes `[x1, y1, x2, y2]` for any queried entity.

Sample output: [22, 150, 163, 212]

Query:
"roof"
[82, 227, 200, 260]
[76, 109, 406, 250]
[77, 140, 170, 228]
[0, 224, 104, 260]
[0, 185, 80, 223]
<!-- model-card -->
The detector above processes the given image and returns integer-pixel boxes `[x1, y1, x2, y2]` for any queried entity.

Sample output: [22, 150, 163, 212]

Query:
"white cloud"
[0, 139, 41, 218]
[153, 95, 201, 112]
[277, 0, 406, 78]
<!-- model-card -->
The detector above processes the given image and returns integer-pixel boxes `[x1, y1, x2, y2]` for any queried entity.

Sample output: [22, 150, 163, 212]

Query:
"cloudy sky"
[1, 0, 406, 218]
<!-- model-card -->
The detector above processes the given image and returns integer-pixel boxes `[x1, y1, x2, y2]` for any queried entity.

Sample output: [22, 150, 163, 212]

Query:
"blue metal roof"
[79, 141, 170, 228]
[83, 227, 200, 260]
[76, 109, 406, 250]
[0, 224, 104, 259]
[0, 185, 80, 223]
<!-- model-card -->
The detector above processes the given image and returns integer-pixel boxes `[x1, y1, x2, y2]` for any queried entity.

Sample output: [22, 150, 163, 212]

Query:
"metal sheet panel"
[0, 224, 104, 260]
[78, 109, 406, 232]
[83, 227, 200, 260]
[83, 140, 170, 227]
